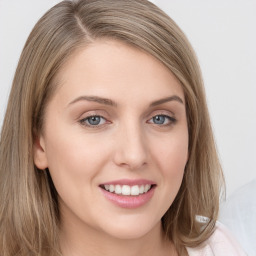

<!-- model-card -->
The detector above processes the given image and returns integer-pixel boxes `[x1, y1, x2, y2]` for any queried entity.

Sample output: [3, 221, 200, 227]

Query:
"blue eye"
[80, 115, 106, 126]
[153, 115, 166, 124]
[149, 115, 176, 125]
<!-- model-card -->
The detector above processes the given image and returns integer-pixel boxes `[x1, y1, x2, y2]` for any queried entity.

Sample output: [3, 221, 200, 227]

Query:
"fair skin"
[34, 40, 188, 256]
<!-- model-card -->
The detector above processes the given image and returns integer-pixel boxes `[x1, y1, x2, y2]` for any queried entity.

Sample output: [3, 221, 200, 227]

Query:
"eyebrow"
[68, 95, 184, 107]
[150, 95, 184, 106]
[68, 96, 117, 107]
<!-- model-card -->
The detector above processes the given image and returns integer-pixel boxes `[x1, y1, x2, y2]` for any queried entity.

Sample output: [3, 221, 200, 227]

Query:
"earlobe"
[33, 136, 48, 170]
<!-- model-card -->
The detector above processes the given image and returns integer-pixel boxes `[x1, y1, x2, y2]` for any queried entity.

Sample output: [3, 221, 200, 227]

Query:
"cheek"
[43, 126, 112, 193]
[43, 130, 115, 221]
[151, 130, 188, 190]
[155, 131, 188, 171]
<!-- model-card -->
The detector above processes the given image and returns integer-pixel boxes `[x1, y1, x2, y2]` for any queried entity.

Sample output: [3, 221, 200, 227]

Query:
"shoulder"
[219, 179, 256, 255]
[186, 222, 247, 256]
[220, 179, 256, 217]
[222, 179, 256, 209]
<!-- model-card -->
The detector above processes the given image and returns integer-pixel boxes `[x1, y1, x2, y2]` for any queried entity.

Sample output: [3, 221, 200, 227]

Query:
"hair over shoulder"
[0, 0, 224, 255]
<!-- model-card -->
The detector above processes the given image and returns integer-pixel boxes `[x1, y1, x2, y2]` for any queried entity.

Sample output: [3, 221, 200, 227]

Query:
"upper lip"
[100, 179, 156, 186]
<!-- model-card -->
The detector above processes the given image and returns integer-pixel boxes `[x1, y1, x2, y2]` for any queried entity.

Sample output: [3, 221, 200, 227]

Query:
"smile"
[99, 179, 156, 208]
[101, 184, 152, 196]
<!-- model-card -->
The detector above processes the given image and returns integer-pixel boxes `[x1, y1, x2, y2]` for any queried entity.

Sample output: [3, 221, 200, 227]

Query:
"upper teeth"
[104, 184, 151, 196]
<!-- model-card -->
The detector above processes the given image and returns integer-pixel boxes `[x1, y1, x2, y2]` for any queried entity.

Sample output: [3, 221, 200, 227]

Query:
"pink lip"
[99, 179, 156, 209]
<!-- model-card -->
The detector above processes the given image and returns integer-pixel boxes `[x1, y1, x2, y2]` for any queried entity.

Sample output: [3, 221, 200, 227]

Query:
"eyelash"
[79, 114, 176, 128]
[147, 114, 177, 126]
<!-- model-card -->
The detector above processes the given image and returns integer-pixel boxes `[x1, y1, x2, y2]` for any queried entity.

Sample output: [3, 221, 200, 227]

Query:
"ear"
[33, 135, 48, 170]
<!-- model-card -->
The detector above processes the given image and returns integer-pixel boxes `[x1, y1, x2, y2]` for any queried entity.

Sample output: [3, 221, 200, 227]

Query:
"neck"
[59, 215, 177, 256]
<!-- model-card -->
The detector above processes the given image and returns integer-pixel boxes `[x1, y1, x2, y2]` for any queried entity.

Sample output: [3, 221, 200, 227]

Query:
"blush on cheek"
[159, 145, 187, 188]
[159, 144, 188, 169]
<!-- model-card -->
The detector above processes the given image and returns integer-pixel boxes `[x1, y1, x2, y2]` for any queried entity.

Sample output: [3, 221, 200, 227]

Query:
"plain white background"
[0, 0, 255, 197]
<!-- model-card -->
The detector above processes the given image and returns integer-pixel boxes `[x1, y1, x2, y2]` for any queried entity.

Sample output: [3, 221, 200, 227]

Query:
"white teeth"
[115, 185, 122, 194]
[144, 184, 151, 193]
[102, 184, 152, 196]
[122, 185, 131, 195]
[109, 185, 115, 192]
[131, 185, 140, 196]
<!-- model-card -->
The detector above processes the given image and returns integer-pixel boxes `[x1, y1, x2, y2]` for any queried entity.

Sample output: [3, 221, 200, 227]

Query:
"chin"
[99, 215, 161, 240]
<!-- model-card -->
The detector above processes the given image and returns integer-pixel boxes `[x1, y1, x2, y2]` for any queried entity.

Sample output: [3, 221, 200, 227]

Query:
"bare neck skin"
[60, 214, 177, 256]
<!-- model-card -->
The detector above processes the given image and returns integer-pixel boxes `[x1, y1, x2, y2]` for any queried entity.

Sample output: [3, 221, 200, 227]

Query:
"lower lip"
[100, 186, 156, 209]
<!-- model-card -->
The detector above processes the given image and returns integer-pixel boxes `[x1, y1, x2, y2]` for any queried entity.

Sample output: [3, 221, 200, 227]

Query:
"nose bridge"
[114, 117, 148, 169]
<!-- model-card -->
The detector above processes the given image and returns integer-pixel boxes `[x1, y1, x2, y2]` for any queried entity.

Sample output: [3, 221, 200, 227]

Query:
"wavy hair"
[0, 0, 224, 255]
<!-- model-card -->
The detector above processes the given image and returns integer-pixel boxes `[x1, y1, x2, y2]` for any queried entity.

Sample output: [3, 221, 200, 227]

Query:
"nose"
[113, 122, 148, 170]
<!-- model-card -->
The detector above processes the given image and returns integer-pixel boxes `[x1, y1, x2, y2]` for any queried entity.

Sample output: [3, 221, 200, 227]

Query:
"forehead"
[52, 39, 184, 106]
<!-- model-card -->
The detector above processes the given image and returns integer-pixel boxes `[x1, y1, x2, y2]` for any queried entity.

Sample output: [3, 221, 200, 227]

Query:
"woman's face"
[34, 40, 188, 240]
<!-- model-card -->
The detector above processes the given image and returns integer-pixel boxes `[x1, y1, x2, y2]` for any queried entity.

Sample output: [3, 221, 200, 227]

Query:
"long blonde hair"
[0, 0, 224, 255]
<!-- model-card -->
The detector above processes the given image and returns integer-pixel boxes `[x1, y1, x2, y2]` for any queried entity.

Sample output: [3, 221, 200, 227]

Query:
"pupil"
[153, 115, 165, 124]
[88, 116, 101, 125]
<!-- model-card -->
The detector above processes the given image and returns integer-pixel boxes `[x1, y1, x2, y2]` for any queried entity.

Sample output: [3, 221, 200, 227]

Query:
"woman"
[0, 0, 246, 255]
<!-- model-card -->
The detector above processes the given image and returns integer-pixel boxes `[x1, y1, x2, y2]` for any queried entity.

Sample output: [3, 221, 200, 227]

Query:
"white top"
[219, 179, 256, 256]
[186, 222, 247, 256]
